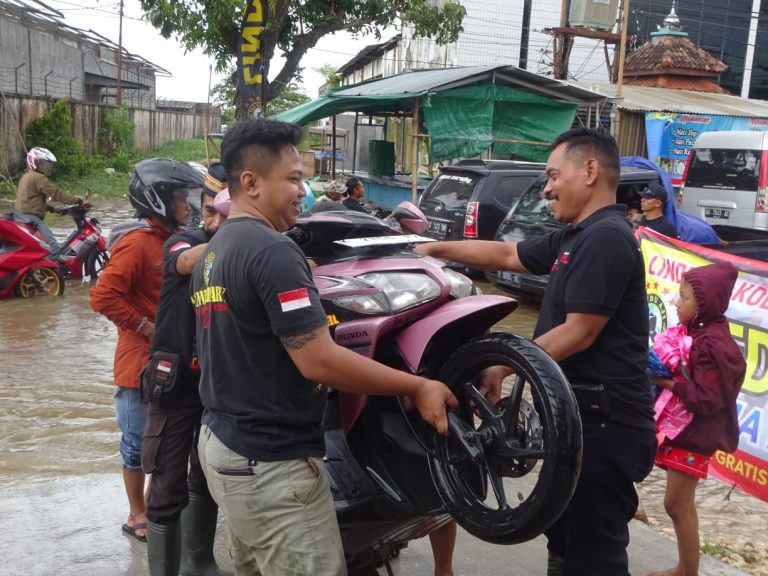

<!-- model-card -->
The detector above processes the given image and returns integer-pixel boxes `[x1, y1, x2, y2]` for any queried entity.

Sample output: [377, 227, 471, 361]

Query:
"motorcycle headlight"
[336, 272, 440, 314]
[443, 268, 474, 298]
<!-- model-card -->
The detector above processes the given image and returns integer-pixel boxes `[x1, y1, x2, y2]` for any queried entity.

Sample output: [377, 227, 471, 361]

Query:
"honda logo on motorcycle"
[337, 330, 369, 341]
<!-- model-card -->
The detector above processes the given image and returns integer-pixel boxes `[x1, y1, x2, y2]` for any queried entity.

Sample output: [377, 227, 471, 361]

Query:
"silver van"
[679, 130, 768, 230]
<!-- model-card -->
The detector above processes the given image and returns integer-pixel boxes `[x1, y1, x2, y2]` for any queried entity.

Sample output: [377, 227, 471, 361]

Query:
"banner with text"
[237, 0, 269, 119]
[644, 112, 768, 187]
[639, 227, 768, 502]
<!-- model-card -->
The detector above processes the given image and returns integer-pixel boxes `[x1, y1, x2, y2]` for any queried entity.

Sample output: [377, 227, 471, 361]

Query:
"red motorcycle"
[0, 209, 64, 298]
[0, 198, 109, 299]
[49, 199, 109, 280]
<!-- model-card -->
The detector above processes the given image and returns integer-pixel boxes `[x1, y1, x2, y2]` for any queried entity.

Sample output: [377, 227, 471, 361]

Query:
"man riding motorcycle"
[15, 147, 83, 254]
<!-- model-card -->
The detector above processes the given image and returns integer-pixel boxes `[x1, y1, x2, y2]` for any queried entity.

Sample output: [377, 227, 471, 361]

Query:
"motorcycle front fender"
[395, 295, 518, 373]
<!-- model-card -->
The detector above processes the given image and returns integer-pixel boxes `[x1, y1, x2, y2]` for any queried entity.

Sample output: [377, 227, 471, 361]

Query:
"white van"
[679, 130, 768, 230]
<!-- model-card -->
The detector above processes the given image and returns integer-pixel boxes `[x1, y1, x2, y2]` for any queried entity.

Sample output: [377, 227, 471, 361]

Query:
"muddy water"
[0, 201, 766, 574]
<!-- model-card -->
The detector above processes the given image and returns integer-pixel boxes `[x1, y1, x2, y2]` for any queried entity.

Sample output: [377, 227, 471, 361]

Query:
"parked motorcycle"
[0, 208, 64, 298]
[287, 205, 582, 574]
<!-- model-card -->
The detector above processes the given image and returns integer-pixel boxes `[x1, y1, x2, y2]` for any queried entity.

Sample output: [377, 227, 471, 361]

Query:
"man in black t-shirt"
[639, 183, 679, 238]
[191, 119, 456, 576]
[142, 164, 231, 576]
[416, 128, 656, 576]
[342, 176, 368, 213]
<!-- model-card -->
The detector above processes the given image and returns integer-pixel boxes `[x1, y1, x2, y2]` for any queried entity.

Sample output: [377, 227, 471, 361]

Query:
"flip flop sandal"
[122, 522, 147, 543]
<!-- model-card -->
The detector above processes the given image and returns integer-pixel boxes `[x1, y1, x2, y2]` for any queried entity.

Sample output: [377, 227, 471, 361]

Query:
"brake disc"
[496, 396, 544, 477]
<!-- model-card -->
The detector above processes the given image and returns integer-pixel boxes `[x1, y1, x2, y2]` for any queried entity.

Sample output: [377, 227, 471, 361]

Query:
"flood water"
[0, 201, 766, 575]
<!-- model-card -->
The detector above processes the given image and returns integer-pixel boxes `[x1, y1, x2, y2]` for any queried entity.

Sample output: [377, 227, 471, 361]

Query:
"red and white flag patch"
[157, 360, 173, 373]
[169, 241, 191, 253]
[278, 288, 311, 312]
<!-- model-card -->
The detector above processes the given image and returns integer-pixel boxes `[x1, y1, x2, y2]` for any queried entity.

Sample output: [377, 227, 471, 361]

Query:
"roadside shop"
[274, 65, 608, 211]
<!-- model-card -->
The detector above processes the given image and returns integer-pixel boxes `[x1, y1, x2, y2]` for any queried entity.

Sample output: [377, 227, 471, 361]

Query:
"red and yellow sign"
[639, 227, 768, 502]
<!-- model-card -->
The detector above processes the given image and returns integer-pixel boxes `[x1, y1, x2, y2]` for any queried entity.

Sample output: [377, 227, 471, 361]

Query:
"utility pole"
[614, 0, 630, 142]
[116, 0, 124, 106]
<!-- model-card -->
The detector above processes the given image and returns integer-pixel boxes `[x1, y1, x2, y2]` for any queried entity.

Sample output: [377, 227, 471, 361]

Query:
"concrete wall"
[0, 95, 221, 174]
[0, 13, 156, 107]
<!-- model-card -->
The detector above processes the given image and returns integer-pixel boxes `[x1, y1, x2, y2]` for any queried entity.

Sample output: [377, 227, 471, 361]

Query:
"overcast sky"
[41, 0, 393, 102]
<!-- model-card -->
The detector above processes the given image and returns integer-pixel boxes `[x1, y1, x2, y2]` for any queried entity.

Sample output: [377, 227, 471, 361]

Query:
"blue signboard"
[644, 112, 768, 185]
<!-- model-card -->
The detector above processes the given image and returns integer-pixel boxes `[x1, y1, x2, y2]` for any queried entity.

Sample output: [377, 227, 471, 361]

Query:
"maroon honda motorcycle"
[288, 204, 582, 574]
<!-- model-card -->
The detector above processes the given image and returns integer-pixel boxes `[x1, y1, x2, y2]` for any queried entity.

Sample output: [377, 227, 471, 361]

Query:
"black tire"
[428, 333, 582, 545]
[14, 267, 65, 298]
[84, 248, 109, 279]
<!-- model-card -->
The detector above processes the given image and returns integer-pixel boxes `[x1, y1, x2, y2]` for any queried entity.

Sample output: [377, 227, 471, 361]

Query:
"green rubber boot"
[180, 492, 232, 576]
[147, 521, 182, 576]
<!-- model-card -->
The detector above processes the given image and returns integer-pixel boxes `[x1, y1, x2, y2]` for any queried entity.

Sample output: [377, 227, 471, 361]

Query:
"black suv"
[491, 166, 661, 298]
[418, 160, 545, 243]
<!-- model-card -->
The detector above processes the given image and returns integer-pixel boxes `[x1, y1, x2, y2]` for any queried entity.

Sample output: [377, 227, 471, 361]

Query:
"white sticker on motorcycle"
[334, 235, 436, 248]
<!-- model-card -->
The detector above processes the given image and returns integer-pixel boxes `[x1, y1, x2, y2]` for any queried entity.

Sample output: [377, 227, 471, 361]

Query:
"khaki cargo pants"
[199, 424, 347, 576]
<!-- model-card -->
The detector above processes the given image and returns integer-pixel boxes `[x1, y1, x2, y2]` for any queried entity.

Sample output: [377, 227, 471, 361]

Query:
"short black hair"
[551, 128, 620, 189]
[345, 177, 363, 195]
[221, 119, 302, 196]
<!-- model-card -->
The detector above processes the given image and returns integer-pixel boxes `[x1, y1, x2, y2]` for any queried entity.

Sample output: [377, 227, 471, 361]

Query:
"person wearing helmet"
[15, 147, 83, 253]
[140, 165, 231, 576]
[90, 158, 203, 545]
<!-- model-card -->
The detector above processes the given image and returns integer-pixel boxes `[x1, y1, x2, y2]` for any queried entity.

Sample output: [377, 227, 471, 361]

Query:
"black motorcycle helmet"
[128, 158, 204, 226]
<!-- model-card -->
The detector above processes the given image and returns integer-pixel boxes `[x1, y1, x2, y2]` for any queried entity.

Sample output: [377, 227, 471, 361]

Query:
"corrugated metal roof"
[335, 65, 606, 104]
[578, 83, 768, 117]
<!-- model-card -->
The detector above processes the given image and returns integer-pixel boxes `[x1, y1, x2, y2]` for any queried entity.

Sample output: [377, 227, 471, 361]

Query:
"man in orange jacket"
[90, 158, 203, 543]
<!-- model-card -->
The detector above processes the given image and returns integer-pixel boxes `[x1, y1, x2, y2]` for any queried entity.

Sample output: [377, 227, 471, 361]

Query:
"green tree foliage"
[266, 82, 310, 116]
[316, 64, 342, 92]
[25, 99, 90, 176]
[139, 0, 465, 107]
[211, 67, 237, 125]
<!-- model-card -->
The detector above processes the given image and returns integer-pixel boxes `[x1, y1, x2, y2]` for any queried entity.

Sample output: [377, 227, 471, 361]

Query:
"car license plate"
[427, 220, 448, 236]
[704, 208, 730, 219]
[499, 271, 521, 288]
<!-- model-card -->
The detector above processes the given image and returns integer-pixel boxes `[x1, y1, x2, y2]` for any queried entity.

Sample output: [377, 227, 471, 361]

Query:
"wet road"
[0, 204, 766, 574]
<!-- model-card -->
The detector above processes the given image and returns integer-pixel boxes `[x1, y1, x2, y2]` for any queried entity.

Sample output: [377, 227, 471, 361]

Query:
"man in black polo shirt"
[416, 128, 656, 576]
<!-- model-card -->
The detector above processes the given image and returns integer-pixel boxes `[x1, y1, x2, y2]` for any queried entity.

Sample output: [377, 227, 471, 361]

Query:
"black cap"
[640, 183, 668, 204]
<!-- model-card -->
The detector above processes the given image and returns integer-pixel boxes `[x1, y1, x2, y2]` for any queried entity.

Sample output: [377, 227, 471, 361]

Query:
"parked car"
[678, 130, 768, 230]
[491, 166, 661, 298]
[418, 159, 546, 242]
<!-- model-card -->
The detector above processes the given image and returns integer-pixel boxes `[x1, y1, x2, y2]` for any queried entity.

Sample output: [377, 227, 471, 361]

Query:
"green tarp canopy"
[272, 65, 601, 162]
[423, 84, 576, 162]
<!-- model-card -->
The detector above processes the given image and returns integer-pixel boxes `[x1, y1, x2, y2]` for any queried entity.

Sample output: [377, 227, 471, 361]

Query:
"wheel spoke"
[498, 445, 546, 460]
[503, 374, 525, 431]
[462, 382, 499, 421]
[483, 453, 510, 510]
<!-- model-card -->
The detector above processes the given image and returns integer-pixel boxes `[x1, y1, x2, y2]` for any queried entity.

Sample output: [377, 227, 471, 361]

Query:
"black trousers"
[545, 419, 657, 576]
[141, 379, 210, 525]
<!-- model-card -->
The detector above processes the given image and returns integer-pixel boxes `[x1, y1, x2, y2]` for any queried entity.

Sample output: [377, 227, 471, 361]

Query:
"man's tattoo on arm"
[280, 326, 323, 349]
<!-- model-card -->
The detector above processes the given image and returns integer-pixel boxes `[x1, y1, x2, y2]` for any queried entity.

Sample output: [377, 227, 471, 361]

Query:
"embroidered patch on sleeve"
[169, 241, 192, 253]
[278, 287, 311, 312]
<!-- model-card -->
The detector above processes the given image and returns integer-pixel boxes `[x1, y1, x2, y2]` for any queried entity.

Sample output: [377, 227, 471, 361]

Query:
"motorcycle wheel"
[83, 248, 109, 279]
[428, 333, 582, 545]
[14, 267, 65, 298]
